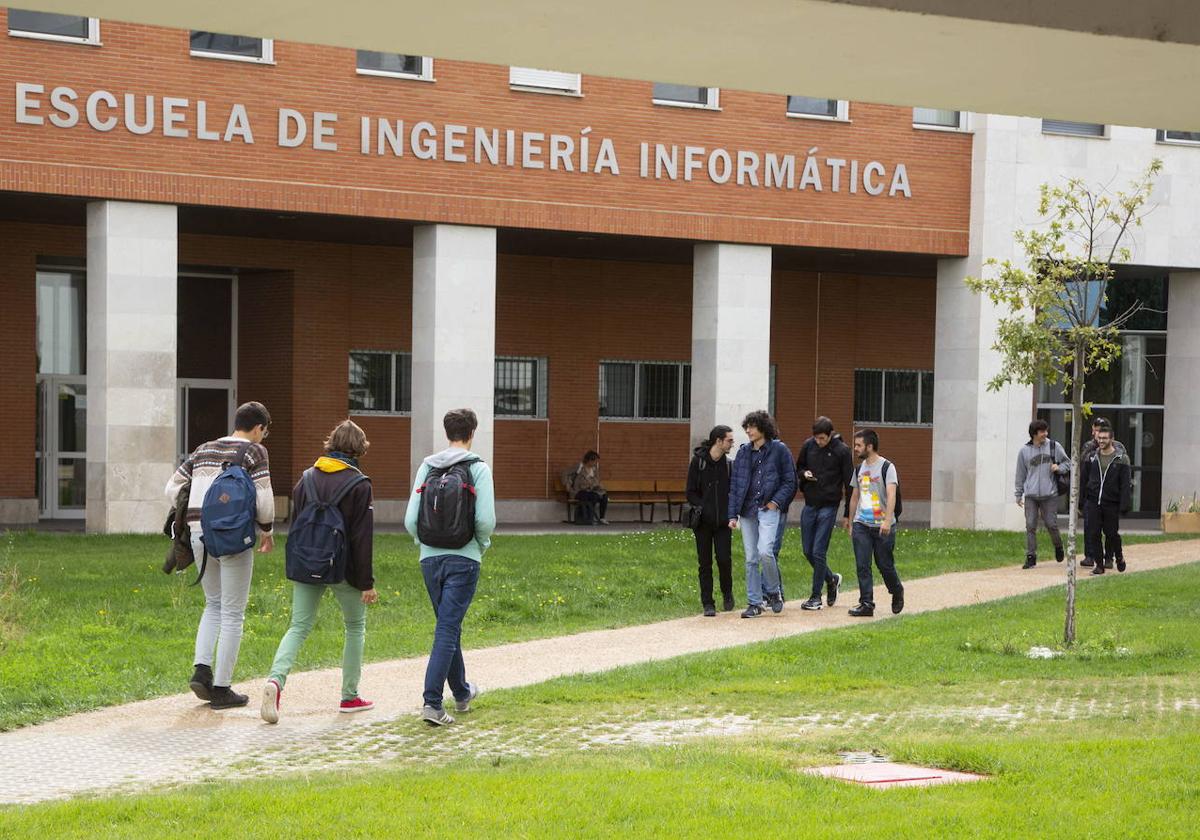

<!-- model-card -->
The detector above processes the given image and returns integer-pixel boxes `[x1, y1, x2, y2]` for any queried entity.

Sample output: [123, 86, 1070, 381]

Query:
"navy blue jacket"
[727, 439, 797, 520]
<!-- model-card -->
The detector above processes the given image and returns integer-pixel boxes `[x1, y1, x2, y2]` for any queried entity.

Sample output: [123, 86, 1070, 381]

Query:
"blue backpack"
[200, 441, 258, 560]
[286, 468, 369, 585]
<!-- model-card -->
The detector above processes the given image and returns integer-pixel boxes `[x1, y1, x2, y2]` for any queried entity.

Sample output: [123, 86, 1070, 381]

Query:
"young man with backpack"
[685, 425, 735, 616]
[1015, 419, 1070, 569]
[261, 420, 377, 724]
[164, 401, 275, 709]
[795, 416, 853, 611]
[845, 428, 904, 617]
[405, 408, 496, 726]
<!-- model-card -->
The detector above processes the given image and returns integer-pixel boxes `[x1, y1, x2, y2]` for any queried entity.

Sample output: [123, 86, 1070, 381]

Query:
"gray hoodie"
[1015, 438, 1071, 500]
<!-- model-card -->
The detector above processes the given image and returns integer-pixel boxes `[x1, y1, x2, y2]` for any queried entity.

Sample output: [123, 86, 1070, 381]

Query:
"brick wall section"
[0, 223, 83, 499]
[0, 13, 970, 254]
[771, 270, 936, 500]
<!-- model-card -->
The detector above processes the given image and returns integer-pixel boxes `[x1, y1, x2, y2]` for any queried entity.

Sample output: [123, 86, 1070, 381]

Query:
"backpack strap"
[222, 439, 254, 471]
[329, 472, 370, 507]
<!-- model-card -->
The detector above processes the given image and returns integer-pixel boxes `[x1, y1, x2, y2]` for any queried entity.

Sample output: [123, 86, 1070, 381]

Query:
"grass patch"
[0, 528, 1185, 731]
[0, 532, 22, 644]
[5, 565, 1200, 837]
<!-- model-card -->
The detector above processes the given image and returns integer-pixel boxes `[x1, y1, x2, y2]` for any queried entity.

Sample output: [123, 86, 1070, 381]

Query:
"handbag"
[1050, 439, 1071, 497]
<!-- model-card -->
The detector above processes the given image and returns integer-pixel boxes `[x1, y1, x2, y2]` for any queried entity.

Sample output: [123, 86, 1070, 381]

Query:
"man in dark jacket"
[1079, 416, 1128, 568]
[261, 420, 377, 724]
[686, 425, 735, 616]
[795, 416, 853, 610]
[727, 410, 796, 618]
[1081, 426, 1132, 575]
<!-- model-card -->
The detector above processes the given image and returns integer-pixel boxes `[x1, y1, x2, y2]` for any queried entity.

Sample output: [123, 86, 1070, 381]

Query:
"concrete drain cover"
[806, 761, 987, 789]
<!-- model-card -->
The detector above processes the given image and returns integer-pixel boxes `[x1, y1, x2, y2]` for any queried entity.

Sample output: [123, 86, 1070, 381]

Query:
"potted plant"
[1162, 493, 1200, 534]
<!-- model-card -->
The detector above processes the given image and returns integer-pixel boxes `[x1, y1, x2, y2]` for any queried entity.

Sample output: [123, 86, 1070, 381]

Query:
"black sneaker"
[189, 664, 213, 702]
[801, 597, 824, 611]
[768, 593, 784, 614]
[891, 588, 905, 614]
[722, 595, 735, 612]
[1116, 558, 1126, 573]
[1022, 555, 1037, 570]
[848, 602, 874, 617]
[1081, 557, 1095, 567]
[1055, 545, 1065, 563]
[740, 604, 764, 618]
[826, 573, 842, 606]
[703, 604, 717, 617]
[1090, 564, 1106, 576]
[209, 685, 249, 709]
[1103, 559, 1114, 570]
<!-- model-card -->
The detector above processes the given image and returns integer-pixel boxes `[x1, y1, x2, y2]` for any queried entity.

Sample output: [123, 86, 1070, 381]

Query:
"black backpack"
[285, 468, 370, 585]
[857, 460, 903, 521]
[417, 459, 481, 549]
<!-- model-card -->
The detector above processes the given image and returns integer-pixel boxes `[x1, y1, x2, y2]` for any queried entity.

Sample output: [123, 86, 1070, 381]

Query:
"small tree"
[966, 159, 1162, 646]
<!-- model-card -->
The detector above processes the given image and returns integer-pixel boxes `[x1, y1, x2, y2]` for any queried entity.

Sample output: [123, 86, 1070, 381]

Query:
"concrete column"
[690, 243, 772, 450]
[931, 113, 1032, 531]
[1162, 271, 1200, 512]
[85, 201, 178, 533]
[410, 224, 496, 478]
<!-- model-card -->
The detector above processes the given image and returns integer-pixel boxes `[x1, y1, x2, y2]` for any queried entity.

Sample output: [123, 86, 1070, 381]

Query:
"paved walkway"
[1, 540, 1196, 805]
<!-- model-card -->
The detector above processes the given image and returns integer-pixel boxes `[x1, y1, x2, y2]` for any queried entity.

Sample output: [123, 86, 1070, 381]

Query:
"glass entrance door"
[36, 375, 87, 519]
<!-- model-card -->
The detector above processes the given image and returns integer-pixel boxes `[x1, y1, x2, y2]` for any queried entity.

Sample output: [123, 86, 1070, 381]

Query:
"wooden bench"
[655, 479, 688, 523]
[554, 478, 678, 523]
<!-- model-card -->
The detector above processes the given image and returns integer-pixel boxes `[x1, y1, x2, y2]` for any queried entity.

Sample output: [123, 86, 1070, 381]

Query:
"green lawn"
[0, 527, 1183, 731]
[5, 563, 1198, 838]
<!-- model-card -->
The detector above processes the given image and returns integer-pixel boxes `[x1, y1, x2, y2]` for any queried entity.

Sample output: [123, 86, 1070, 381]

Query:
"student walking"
[1015, 419, 1069, 569]
[686, 425, 735, 616]
[261, 420, 377, 724]
[165, 401, 275, 710]
[846, 428, 904, 617]
[795, 416, 852, 611]
[727, 410, 796, 618]
[1079, 417, 1127, 567]
[405, 408, 497, 726]
[1081, 426, 1132, 574]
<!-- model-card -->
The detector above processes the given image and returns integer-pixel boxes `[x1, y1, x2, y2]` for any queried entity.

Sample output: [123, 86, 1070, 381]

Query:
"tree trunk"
[1064, 342, 1086, 646]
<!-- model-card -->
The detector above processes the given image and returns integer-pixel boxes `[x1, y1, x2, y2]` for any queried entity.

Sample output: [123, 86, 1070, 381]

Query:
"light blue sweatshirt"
[404, 446, 497, 563]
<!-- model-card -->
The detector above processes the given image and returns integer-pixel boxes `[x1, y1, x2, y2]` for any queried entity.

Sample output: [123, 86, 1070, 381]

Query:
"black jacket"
[291, 462, 375, 590]
[796, 434, 854, 516]
[1082, 449, 1132, 512]
[686, 445, 731, 529]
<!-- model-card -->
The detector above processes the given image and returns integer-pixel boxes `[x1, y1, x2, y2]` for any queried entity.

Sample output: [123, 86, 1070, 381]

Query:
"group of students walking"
[685, 411, 905, 620]
[1018, 416, 1133, 573]
[166, 402, 495, 727]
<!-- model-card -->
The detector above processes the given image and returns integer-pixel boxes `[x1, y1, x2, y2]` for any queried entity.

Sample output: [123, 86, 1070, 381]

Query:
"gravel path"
[1, 539, 1196, 805]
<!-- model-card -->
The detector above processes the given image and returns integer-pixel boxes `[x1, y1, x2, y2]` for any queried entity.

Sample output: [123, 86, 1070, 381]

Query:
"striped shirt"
[164, 436, 275, 532]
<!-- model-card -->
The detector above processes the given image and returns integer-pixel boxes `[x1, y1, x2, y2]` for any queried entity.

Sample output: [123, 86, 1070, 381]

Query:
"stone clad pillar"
[410, 224, 497, 478]
[86, 201, 178, 533]
[1162, 271, 1200, 512]
[690, 243, 772, 450]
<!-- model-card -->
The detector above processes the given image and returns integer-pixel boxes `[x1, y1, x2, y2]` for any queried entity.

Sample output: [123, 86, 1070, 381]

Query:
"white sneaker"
[455, 682, 480, 713]
[261, 679, 281, 725]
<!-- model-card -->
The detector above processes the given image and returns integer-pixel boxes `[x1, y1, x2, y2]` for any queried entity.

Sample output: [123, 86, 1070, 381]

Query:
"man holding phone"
[795, 416, 853, 610]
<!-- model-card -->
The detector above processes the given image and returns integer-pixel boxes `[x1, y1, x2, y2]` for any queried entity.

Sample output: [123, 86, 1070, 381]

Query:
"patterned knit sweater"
[164, 436, 276, 532]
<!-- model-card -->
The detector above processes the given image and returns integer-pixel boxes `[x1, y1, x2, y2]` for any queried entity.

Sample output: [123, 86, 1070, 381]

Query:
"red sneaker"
[339, 696, 375, 714]
[261, 679, 281, 725]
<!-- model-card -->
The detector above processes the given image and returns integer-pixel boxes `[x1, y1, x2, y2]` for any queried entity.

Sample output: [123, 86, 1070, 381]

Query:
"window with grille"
[495, 356, 548, 418]
[349, 351, 411, 414]
[1042, 119, 1106, 137]
[599, 360, 691, 420]
[854, 369, 934, 426]
[913, 107, 963, 129]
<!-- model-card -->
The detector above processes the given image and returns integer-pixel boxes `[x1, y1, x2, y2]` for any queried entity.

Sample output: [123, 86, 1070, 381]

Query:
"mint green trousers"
[268, 581, 366, 701]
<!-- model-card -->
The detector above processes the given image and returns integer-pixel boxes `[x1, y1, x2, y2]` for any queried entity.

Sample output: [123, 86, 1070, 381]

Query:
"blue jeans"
[851, 522, 902, 608]
[801, 503, 839, 599]
[740, 507, 782, 606]
[768, 510, 789, 600]
[420, 555, 480, 710]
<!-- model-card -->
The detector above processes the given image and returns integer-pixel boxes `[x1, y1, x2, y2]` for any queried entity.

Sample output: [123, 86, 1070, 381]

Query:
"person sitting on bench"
[567, 451, 609, 525]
